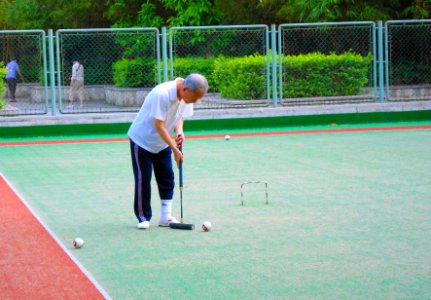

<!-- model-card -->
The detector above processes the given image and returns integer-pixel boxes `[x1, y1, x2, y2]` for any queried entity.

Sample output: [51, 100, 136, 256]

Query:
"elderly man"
[128, 73, 209, 229]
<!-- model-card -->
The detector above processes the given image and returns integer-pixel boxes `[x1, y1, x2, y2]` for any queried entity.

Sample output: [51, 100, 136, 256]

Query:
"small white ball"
[202, 221, 212, 232]
[73, 237, 84, 249]
[225, 135, 230, 140]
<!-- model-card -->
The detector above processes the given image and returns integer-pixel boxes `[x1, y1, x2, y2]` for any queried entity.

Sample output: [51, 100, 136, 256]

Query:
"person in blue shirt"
[5, 56, 24, 103]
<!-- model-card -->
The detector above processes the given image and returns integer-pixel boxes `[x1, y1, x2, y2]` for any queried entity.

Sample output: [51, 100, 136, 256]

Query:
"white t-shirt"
[128, 79, 193, 153]
[71, 62, 84, 81]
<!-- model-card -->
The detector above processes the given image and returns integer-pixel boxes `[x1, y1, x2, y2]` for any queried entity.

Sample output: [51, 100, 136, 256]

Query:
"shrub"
[113, 58, 157, 88]
[0, 62, 7, 108]
[282, 52, 372, 98]
[172, 57, 217, 92]
[212, 52, 371, 99]
[213, 55, 267, 99]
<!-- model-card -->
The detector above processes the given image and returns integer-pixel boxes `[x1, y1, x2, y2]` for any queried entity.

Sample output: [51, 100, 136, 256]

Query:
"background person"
[128, 73, 209, 229]
[5, 56, 24, 103]
[68, 59, 85, 108]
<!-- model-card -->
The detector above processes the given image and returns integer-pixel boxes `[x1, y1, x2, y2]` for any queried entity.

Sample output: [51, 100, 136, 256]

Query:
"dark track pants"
[130, 140, 174, 223]
[6, 78, 17, 100]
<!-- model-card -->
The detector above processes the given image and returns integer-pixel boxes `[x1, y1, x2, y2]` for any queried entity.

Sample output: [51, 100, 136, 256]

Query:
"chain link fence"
[2, 21, 431, 117]
[279, 22, 377, 106]
[169, 25, 271, 109]
[56, 28, 160, 114]
[0, 30, 48, 116]
[386, 20, 431, 101]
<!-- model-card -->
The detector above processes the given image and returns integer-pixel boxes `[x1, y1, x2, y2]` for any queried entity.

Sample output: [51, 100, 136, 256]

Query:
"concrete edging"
[1, 100, 431, 128]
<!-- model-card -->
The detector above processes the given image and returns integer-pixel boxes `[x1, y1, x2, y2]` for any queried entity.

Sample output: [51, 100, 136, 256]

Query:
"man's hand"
[173, 147, 183, 167]
[175, 134, 184, 148]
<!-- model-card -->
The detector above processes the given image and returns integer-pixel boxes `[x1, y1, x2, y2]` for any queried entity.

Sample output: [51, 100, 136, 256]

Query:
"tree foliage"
[0, 0, 110, 30]
[0, 0, 429, 29]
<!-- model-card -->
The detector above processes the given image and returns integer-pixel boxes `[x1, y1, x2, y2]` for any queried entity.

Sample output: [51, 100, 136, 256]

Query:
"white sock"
[160, 199, 173, 220]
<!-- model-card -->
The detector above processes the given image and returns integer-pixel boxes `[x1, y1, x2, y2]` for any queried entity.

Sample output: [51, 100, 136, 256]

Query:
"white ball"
[73, 237, 84, 249]
[225, 135, 230, 140]
[202, 221, 212, 232]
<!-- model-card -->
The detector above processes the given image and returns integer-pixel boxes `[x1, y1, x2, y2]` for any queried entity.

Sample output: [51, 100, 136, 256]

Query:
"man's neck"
[176, 78, 184, 101]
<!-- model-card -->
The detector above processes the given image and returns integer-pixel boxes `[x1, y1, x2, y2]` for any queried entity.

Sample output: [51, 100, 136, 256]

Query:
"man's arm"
[154, 119, 183, 167]
[175, 118, 184, 148]
[17, 67, 24, 81]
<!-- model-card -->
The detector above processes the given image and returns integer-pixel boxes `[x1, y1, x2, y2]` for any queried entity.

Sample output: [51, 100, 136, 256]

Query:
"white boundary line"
[0, 172, 112, 300]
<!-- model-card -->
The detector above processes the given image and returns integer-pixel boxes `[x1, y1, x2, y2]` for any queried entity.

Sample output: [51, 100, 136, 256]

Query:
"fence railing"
[56, 28, 160, 114]
[385, 20, 431, 101]
[1, 20, 430, 117]
[0, 30, 49, 116]
[278, 22, 377, 106]
[169, 25, 271, 109]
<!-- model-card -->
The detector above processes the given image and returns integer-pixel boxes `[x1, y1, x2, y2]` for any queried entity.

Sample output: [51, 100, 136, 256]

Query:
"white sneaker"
[158, 216, 179, 227]
[137, 221, 150, 229]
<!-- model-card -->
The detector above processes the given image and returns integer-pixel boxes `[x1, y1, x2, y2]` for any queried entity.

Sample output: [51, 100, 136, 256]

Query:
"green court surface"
[1, 122, 431, 299]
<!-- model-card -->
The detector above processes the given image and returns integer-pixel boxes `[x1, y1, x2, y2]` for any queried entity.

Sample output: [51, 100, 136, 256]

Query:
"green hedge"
[0, 62, 7, 108]
[213, 55, 266, 99]
[113, 58, 157, 88]
[112, 52, 371, 100]
[282, 52, 372, 98]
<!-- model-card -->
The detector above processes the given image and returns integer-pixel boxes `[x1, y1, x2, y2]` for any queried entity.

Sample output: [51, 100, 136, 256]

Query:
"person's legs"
[76, 80, 84, 107]
[130, 140, 154, 224]
[153, 147, 176, 224]
[7, 78, 17, 102]
[69, 80, 76, 105]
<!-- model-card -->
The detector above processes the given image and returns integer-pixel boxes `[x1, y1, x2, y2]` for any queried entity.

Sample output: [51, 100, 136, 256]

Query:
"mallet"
[170, 147, 195, 230]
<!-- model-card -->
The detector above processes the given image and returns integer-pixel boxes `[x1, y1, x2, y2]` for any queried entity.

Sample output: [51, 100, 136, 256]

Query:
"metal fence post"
[277, 24, 283, 105]
[377, 21, 385, 102]
[265, 26, 271, 104]
[168, 26, 174, 81]
[384, 21, 390, 99]
[162, 27, 168, 82]
[42, 31, 49, 114]
[55, 30, 63, 110]
[48, 29, 56, 115]
[271, 24, 278, 107]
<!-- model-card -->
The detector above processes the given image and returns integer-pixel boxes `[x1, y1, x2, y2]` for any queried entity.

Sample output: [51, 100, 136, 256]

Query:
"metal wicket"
[240, 181, 269, 206]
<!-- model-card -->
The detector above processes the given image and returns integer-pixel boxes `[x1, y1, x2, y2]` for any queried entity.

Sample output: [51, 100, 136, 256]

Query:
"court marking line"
[0, 172, 112, 300]
[0, 124, 430, 147]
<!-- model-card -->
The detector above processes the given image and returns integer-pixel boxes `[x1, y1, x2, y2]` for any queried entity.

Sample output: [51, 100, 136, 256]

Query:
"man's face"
[182, 87, 205, 104]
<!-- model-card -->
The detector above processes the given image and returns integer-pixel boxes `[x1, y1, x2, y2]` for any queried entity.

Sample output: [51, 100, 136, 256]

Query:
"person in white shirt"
[68, 59, 85, 108]
[128, 73, 209, 229]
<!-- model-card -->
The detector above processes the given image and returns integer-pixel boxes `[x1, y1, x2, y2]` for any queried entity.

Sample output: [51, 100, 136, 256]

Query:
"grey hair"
[183, 73, 209, 93]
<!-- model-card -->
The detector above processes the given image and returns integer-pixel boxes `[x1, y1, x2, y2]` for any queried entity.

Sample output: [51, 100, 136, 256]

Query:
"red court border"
[1, 125, 431, 147]
[0, 175, 109, 300]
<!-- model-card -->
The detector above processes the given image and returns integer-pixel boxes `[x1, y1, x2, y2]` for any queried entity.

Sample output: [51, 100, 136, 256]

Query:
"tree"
[107, 0, 221, 28]
[0, 0, 111, 30]
[0, 0, 49, 29]
[0, 0, 430, 30]
[215, 0, 431, 24]
[286, 0, 429, 22]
